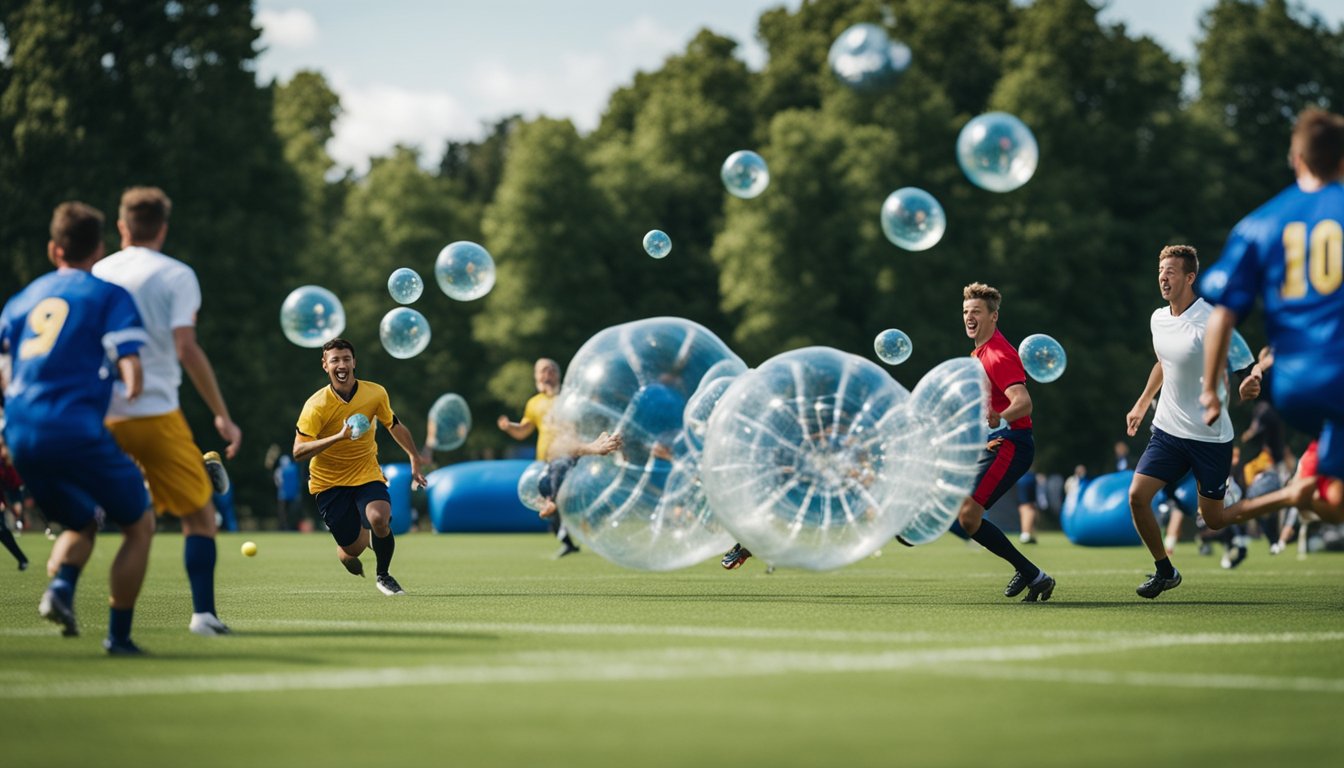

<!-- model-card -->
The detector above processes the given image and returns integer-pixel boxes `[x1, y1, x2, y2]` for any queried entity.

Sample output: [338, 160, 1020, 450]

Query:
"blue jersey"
[1, 269, 147, 443]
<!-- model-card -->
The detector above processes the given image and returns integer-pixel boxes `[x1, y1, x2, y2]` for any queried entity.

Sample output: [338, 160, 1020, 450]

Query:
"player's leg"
[1308, 419, 1344, 520]
[0, 513, 27, 569]
[1017, 502, 1037, 544]
[320, 487, 369, 576]
[962, 434, 1052, 601]
[1128, 473, 1170, 561]
[104, 509, 154, 654]
[361, 483, 404, 595]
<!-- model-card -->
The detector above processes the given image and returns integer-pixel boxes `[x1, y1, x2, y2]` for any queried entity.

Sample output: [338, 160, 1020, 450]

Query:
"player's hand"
[410, 460, 429, 491]
[1239, 371, 1262, 402]
[986, 437, 1004, 453]
[215, 415, 242, 459]
[539, 500, 558, 519]
[1199, 388, 1222, 426]
[593, 431, 623, 456]
[986, 410, 1002, 429]
[496, 415, 510, 431]
[1125, 407, 1145, 437]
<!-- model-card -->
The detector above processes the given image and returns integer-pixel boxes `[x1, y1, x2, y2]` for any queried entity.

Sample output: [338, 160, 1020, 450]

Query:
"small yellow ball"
[241, 541, 258, 557]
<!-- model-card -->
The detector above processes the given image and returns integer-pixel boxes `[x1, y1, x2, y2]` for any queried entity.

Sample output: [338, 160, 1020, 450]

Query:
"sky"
[253, 0, 1344, 173]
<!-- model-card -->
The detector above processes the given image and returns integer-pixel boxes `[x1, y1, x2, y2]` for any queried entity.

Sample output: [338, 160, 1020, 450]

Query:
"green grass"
[2, 531, 1343, 768]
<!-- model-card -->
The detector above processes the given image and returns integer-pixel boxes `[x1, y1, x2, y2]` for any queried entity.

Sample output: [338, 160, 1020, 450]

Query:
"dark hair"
[49, 202, 105, 263]
[1159, 244, 1199, 275]
[119, 186, 172, 243]
[321, 338, 355, 358]
[1292, 108, 1344, 181]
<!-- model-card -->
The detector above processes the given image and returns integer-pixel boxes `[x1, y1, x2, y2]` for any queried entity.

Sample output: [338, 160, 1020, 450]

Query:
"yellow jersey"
[524, 392, 556, 461]
[297, 380, 395, 494]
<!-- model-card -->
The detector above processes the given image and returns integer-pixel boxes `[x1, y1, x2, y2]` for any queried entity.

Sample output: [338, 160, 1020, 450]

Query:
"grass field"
[2, 530, 1342, 768]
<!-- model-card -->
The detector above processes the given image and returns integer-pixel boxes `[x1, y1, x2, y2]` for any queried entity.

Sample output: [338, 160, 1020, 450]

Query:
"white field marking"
[4, 631, 1343, 700]
[927, 665, 1344, 694]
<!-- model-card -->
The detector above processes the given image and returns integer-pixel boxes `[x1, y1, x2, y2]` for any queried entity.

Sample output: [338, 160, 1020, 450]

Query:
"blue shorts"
[1135, 427, 1233, 501]
[971, 429, 1035, 509]
[3, 428, 148, 530]
[1270, 354, 1343, 478]
[315, 480, 390, 547]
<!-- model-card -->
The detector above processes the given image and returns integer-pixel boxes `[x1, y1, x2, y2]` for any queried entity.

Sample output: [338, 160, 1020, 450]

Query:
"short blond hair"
[1158, 244, 1198, 275]
[963, 282, 1001, 313]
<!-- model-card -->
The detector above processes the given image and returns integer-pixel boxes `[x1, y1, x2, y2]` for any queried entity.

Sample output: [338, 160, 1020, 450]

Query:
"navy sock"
[51, 563, 82, 603]
[971, 520, 1040, 581]
[1155, 556, 1176, 578]
[0, 526, 25, 564]
[371, 531, 395, 575]
[108, 607, 134, 643]
[184, 535, 217, 615]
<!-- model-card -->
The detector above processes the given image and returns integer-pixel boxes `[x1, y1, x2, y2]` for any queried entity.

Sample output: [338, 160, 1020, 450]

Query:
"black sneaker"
[103, 637, 145, 655]
[1136, 569, 1182, 599]
[203, 451, 230, 495]
[721, 544, 752, 570]
[1022, 573, 1055, 602]
[375, 573, 406, 596]
[39, 588, 78, 637]
[1221, 546, 1248, 570]
[554, 542, 581, 559]
[1004, 570, 1033, 597]
[895, 535, 915, 547]
[341, 556, 365, 577]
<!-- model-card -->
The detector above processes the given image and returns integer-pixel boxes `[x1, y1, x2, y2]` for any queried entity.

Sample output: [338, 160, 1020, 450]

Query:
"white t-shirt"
[1150, 297, 1234, 443]
[92, 246, 201, 418]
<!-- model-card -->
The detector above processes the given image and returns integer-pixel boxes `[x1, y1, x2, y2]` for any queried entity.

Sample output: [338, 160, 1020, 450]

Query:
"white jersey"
[93, 246, 201, 418]
[1150, 297, 1233, 443]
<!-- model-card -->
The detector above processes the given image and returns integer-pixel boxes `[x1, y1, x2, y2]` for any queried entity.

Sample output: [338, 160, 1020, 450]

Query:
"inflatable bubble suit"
[551, 318, 744, 570]
[517, 460, 547, 512]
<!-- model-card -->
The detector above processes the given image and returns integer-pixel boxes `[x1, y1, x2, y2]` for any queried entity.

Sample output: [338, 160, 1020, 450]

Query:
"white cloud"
[327, 79, 474, 174]
[257, 8, 318, 49]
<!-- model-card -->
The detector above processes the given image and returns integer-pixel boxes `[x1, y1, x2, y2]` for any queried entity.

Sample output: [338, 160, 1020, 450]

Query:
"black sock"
[0, 526, 25, 564]
[971, 520, 1039, 580]
[1155, 556, 1175, 578]
[371, 531, 395, 576]
[547, 516, 562, 537]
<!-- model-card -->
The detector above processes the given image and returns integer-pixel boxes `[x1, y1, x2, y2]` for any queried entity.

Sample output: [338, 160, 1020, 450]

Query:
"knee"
[1128, 489, 1151, 514]
[181, 504, 217, 537]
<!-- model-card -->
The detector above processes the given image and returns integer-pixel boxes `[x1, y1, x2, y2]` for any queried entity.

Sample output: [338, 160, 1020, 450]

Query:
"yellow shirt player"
[497, 358, 561, 460]
[293, 339, 427, 596]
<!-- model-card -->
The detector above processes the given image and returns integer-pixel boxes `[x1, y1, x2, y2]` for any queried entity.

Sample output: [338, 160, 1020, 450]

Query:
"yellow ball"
[241, 541, 258, 557]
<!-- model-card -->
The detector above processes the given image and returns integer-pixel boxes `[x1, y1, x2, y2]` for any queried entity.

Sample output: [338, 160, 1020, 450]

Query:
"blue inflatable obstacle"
[382, 463, 416, 535]
[1061, 470, 1197, 546]
[426, 459, 550, 533]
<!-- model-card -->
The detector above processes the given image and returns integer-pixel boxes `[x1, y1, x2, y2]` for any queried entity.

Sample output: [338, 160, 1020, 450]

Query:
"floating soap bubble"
[387, 268, 424, 304]
[880, 187, 946, 251]
[956, 112, 1039, 193]
[517, 461, 547, 512]
[643, 230, 672, 259]
[1018, 334, 1066, 383]
[435, 241, 496, 301]
[827, 22, 911, 91]
[885, 358, 989, 544]
[379, 307, 431, 359]
[550, 318, 743, 570]
[427, 393, 471, 451]
[1228, 330, 1254, 372]
[279, 285, 345, 348]
[701, 347, 906, 570]
[873, 329, 913, 365]
[345, 413, 371, 440]
[721, 150, 770, 200]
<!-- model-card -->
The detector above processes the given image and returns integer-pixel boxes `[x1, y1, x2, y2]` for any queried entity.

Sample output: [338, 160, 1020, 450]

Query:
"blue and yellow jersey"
[296, 379, 395, 494]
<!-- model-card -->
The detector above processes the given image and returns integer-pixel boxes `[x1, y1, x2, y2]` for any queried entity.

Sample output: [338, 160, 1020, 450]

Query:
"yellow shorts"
[107, 411, 211, 517]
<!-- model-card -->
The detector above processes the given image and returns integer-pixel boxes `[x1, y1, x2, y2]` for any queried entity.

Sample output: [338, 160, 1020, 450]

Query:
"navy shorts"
[316, 480, 390, 547]
[1135, 427, 1233, 500]
[971, 429, 1035, 509]
[4, 428, 148, 530]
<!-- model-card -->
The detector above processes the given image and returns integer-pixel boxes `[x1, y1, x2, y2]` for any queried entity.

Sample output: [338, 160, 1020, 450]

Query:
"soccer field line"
[3, 629, 1342, 700]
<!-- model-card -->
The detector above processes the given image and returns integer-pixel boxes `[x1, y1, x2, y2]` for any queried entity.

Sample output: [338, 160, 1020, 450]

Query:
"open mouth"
[334, 370, 350, 383]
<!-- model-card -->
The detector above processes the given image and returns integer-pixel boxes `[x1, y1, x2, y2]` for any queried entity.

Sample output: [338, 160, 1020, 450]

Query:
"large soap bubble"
[827, 22, 911, 91]
[873, 328, 912, 365]
[435, 241, 496, 301]
[1228, 330, 1254, 372]
[721, 150, 770, 199]
[550, 318, 743, 571]
[1018, 334, 1066, 383]
[956, 112, 1039, 193]
[427, 393, 471, 451]
[345, 413, 371, 440]
[387, 267, 424, 304]
[380, 307, 431, 359]
[517, 461, 547, 512]
[280, 285, 345, 348]
[885, 358, 989, 544]
[701, 347, 906, 571]
[643, 230, 672, 259]
[880, 188, 946, 251]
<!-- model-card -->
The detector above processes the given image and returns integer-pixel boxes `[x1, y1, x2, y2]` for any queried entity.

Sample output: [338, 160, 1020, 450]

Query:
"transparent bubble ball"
[517, 461, 547, 512]
[643, 230, 672, 259]
[721, 150, 770, 200]
[956, 112, 1039, 193]
[427, 393, 471, 451]
[880, 187, 946, 251]
[827, 22, 911, 91]
[550, 318, 744, 571]
[435, 241, 496, 301]
[345, 413, 371, 440]
[1018, 334, 1066, 383]
[387, 267, 424, 304]
[379, 307, 431, 360]
[873, 328, 913, 365]
[1228, 330, 1254, 372]
[279, 285, 345, 348]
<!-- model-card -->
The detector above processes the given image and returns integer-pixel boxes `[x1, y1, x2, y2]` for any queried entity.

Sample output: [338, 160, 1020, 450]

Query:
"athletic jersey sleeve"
[296, 396, 326, 439]
[100, 284, 148, 359]
[984, 344, 1027, 395]
[522, 394, 542, 426]
[166, 263, 202, 330]
[1200, 220, 1263, 319]
[374, 385, 395, 429]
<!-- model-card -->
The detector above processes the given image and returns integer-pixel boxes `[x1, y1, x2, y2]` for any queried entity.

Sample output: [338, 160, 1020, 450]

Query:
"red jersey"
[972, 328, 1032, 430]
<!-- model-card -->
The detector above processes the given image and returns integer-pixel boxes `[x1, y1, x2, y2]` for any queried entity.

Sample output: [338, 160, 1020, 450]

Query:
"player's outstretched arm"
[117, 354, 143, 402]
[388, 421, 428, 488]
[1126, 361, 1163, 436]
[174, 326, 241, 458]
[292, 424, 350, 462]
[496, 415, 536, 440]
[1200, 307, 1237, 425]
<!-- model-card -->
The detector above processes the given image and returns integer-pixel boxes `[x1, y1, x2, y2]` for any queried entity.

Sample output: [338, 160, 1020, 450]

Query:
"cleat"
[375, 573, 406, 596]
[1221, 546, 1248, 570]
[1136, 569, 1182, 599]
[1269, 541, 1285, 556]
[39, 588, 78, 637]
[895, 535, 915, 547]
[103, 637, 145, 656]
[1003, 570, 1034, 597]
[341, 556, 365, 577]
[189, 612, 232, 636]
[553, 542, 581, 559]
[1019, 533, 1037, 545]
[18, 560, 29, 571]
[1022, 573, 1055, 602]
[721, 544, 752, 570]
[203, 451, 231, 495]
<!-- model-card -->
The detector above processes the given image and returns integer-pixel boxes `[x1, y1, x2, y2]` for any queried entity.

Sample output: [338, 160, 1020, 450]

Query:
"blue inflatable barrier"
[427, 459, 549, 533]
[382, 463, 415, 535]
[1062, 470, 1200, 546]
